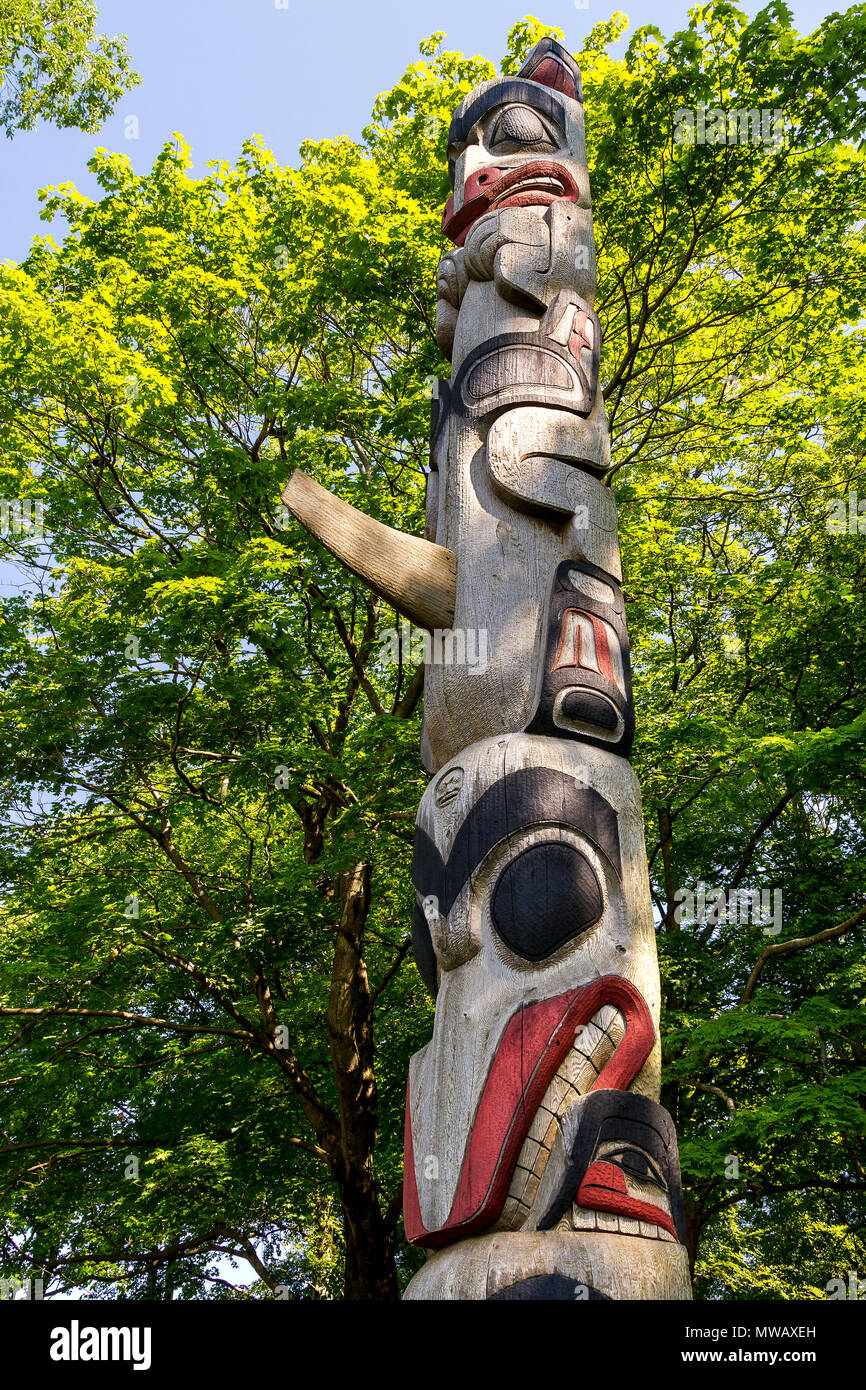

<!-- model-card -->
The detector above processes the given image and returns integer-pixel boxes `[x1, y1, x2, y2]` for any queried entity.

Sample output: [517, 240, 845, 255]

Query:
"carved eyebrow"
[448, 79, 570, 148]
[413, 766, 621, 915]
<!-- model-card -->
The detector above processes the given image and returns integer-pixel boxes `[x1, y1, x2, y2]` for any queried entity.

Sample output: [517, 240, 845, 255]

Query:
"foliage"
[0, 0, 138, 137]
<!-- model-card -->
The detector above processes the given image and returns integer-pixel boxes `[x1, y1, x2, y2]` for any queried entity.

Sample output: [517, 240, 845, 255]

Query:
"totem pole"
[283, 37, 692, 1301]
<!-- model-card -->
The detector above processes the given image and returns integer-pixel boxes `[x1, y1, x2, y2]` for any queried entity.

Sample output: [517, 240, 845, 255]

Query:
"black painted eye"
[606, 1146, 667, 1191]
[486, 104, 561, 155]
[490, 841, 603, 961]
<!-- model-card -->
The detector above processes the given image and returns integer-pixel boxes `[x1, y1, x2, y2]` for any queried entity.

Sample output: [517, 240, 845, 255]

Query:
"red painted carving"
[403, 975, 654, 1247]
[442, 160, 580, 246]
[526, 56, 579, 100]
[553, 608, 617, 684]
[568, 308, 594, 363]
[576, 1160, 678, 1240]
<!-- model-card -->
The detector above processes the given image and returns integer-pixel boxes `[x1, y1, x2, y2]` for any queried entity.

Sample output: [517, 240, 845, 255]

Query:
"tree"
[0, 0, 138, 137]
[0, 4, 864, 1299]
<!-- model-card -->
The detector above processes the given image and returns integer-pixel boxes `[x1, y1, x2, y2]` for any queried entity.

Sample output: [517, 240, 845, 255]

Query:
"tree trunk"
[683, 1195, 703, 1280]
[338, 1170, 399, 1300]
[327, 860, 399, 1299]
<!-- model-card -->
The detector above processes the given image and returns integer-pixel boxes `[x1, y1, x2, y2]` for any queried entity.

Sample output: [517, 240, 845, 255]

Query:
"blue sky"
[0, 0, 844, 264]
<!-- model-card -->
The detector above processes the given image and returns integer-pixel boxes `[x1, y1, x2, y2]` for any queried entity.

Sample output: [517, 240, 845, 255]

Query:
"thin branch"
[739, 905, 866, 1006]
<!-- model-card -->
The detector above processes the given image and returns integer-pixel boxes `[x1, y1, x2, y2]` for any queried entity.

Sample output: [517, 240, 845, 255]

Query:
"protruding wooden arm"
[282, 470, 457, 633]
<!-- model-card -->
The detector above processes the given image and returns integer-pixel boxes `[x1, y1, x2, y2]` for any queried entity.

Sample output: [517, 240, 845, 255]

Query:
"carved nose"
[462, 165, 507, 201]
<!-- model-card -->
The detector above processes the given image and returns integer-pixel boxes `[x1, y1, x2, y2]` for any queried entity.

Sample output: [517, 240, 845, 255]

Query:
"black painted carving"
[467, 345, 572, 399]
[536, 1090, 686, 1243]
[526, 560, 635, 757]
[448, 80, 572, 156]
[489, 1275, 609, 1301]
[490, 841, 603, 960]
[413, 766, 621, 931]
[425, 381, 451, 542]
[559, 689, 619, 730]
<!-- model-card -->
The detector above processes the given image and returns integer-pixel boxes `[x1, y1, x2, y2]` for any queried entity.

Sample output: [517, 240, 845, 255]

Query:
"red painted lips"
[576, 1160, 678, 1240]
[403, 975, 654, 1248]
[442, 160, 580, 246]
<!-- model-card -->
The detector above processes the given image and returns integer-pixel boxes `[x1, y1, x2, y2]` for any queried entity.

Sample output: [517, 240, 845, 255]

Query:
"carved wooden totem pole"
[284, 38, 692, 1301]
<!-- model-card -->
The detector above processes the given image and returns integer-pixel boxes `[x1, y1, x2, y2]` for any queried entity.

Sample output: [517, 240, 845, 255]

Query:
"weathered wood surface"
[282, 468, 457, 632]
[403, 1231, 693, 1300]
[421, 406, 623, 772]
[406, 735, 661, 1239]
[486, 407, 613, 520]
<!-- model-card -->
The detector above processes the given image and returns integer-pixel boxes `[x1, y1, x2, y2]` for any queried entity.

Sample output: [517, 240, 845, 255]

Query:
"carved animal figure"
[283, 36, 692, 1301]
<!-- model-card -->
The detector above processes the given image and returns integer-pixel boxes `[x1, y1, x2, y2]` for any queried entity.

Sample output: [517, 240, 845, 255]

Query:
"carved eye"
[486, 104, 561, 154]
[604, 1145, 667, 1192]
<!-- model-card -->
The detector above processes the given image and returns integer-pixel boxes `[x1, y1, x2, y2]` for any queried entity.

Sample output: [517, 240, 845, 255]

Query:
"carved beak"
[281, 469, 457, 633]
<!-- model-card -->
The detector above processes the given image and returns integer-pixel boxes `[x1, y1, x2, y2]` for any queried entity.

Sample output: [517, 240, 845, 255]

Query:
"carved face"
[442, 42, 587, 245]
[404, 733, 661, 1247]
[534, 1089, 687, 1243]
[527, 561, 636, 754]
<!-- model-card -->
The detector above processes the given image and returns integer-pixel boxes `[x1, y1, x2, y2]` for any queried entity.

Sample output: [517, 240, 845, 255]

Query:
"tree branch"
[739, 905, 866, 1006]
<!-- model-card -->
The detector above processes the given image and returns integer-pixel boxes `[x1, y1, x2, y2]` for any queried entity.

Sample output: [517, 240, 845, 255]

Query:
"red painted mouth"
[403, 975, 654, 1248]
[442, 160, 579, 246]
[577, 1161, 679, 1240]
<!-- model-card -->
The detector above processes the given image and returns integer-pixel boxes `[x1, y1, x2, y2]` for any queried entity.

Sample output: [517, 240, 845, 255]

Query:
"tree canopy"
[0, 3, 864, 1299]
[0, 0, 137, 137]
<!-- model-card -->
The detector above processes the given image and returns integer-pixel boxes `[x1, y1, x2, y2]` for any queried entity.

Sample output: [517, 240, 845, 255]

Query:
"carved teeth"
[570, 1204, 597, 1230]
[567, 1208, 676, 1240]
[614, 1214, 641, 1237]
[595, 1209, 620, 1233]
[497, 995, 681, 1243]
[491, 176, 564, 206]
[497, 1008, 623, 1230]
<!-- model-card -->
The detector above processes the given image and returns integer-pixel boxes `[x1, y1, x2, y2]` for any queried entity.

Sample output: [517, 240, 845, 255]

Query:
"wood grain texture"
[487, 406, 613, 519]
[402, 1231, 693, 1300]
[421, 407, 621, 772]
[449, 210, 599, 381]
[406, 734, 661, 1237]
[282, 469, 457, 632]
[421, 197, 616, 771]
